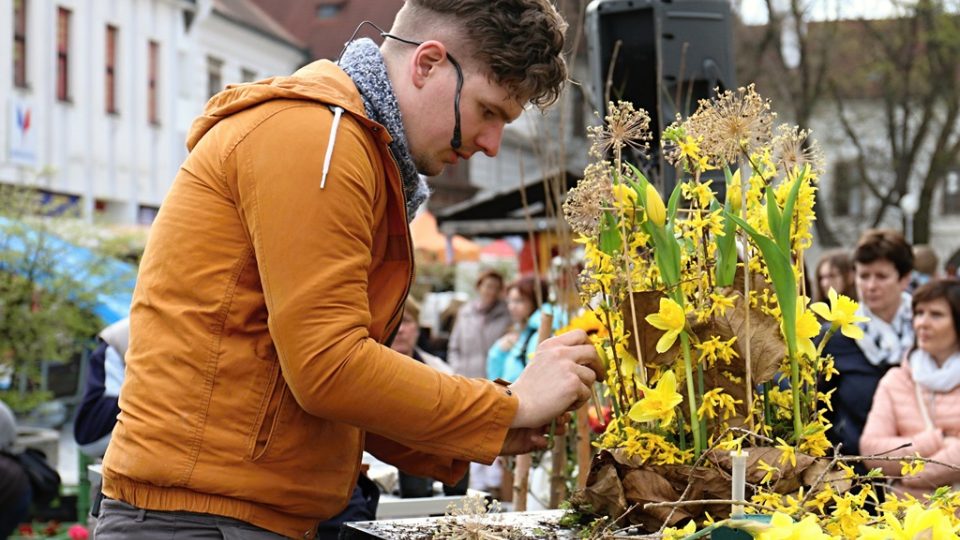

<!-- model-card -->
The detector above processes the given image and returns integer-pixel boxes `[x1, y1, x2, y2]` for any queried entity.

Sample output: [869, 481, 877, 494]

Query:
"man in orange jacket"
[97, 1, 602, 538]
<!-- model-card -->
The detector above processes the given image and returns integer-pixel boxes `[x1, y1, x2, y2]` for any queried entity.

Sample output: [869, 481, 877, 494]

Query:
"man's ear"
[410, 40, 448, 89]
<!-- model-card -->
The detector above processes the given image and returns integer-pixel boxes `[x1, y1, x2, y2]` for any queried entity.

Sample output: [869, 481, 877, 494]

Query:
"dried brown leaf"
[698, 289, 784, 385]
[708, 447, 815, 494]
[582, 452, 627, 520]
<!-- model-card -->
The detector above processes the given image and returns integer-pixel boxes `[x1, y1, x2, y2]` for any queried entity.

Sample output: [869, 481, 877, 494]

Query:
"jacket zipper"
[381, 148, 415, 344]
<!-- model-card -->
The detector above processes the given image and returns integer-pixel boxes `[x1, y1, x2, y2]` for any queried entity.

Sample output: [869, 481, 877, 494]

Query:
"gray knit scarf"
[340, 38, 430, 220]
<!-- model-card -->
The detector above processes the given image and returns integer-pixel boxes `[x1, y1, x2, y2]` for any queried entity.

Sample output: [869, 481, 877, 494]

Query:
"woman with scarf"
[487, 276, 552, 383]
[861, 280, 960, 497]
[819, 229, 914, 459]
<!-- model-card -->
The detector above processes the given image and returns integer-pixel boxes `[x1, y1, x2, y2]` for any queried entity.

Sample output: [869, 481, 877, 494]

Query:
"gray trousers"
[94, 498, 289, 539]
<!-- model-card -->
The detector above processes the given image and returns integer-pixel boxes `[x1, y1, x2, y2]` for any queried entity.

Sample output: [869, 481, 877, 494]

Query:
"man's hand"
[508, 330, 603, 429]
[499, 413, 572, 455]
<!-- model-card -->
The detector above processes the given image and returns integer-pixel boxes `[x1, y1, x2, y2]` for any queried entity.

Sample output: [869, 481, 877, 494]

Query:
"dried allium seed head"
[438, 494, 503, 539]
[588, 100, 653, 159]
[687, 84, 776, 167]
[564, 162, 614, 236]
[773, 124, 825, 178]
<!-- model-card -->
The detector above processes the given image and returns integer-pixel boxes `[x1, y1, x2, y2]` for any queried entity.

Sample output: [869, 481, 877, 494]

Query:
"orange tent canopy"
[409, 211, 480, 263]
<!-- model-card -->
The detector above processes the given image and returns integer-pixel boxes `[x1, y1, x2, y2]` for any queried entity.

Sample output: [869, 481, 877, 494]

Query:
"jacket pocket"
[247, 362, 287, 461]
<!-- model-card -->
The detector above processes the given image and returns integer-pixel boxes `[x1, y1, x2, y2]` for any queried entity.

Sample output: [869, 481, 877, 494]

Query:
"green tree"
[0, 183, 128, 413]
[831, 0, 960, 244]
[737, 0, 960, 245]
[734, 0, 841, 246]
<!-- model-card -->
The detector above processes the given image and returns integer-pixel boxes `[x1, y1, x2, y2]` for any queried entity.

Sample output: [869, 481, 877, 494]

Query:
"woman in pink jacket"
[861, 279, 960, 498]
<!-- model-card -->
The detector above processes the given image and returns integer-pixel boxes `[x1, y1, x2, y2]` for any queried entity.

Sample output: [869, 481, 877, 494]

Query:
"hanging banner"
[8, 98, 37, 167]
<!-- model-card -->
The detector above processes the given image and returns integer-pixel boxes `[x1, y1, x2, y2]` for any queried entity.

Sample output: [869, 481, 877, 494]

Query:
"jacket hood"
[186, 60, 369, 151]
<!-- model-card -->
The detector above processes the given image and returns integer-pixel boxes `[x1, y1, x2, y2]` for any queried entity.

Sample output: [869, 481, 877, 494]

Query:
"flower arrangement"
[562, 87, 960, 538]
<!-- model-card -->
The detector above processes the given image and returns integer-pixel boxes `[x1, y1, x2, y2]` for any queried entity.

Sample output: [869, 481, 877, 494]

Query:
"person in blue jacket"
[818, 229, 914, 462]
[487, 276, 552, 383]
[74, 318, 129, 459]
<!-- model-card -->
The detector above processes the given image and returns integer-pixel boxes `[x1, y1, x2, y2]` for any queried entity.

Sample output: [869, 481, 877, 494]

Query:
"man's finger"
[541, 343, 599, 367]
[566, 344, 604, 379]
[567, 383, 592, 412]
[573, 363, 598, 386]
[539, 329, 589, 349]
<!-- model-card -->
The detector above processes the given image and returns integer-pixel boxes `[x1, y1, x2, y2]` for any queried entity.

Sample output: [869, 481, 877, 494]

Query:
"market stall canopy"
[409, 211, 480, 263]
[435, 170, 579, 237]
[479, 239, 517, 259]
[0, 216, 135, 325]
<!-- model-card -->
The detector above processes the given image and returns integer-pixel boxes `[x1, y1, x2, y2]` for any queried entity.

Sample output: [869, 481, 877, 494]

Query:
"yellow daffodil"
[645, 297, 685, 353]
[787, 302, 820, 360]
[727, 169, 744, 212]
[611, 183, 638, 213]
[644, 184, 667, 227]
[628, 370, 683, 427]
[810, 288, 869, 340]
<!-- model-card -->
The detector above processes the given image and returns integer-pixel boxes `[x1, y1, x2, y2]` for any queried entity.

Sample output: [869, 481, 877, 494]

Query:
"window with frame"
[13, 0, 27, 88]
[833, 159, 863, 217]
[148, 40, 160, 124]
[56, 7, 71, 101]
[943, 168, 960, 215]
[207, 56, 223, 98]
[316, 2, 344, 19]
[241, 68, 257, 83]
[105, 25, 118, 114]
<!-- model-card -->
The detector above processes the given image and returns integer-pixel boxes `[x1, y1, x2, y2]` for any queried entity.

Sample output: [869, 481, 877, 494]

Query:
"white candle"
[730, 450, 748, 518]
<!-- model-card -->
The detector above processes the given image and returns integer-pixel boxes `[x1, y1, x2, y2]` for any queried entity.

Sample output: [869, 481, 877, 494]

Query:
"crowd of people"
[815, 229, 960, 499]
[2, 0, 960, 532]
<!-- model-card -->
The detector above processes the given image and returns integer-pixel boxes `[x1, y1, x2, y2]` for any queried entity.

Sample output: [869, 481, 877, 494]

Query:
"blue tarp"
[0, 216, 135, 325]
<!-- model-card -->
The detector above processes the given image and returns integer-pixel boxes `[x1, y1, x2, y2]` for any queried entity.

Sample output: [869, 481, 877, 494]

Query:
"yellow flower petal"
[645, 184, 667, 227]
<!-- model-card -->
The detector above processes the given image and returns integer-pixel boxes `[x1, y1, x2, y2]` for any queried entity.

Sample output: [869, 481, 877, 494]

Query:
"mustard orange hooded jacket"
[101, 60, 518, 539]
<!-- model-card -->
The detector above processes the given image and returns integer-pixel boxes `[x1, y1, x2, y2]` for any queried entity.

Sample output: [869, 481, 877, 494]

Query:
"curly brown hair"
[395, 0, 568, 108]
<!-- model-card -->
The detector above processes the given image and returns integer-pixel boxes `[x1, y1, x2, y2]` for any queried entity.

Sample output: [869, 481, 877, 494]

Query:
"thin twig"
[604, 40, 622, 106]
[795, 443, 843, 513]
[599, 502, 642, 537]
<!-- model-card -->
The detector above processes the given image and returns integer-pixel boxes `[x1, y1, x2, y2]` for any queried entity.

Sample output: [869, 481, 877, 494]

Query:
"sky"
[737, 0, 903, 25]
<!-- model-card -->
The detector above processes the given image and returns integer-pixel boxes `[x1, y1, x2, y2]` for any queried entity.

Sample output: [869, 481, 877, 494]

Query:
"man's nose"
[476, 125, 504, 157]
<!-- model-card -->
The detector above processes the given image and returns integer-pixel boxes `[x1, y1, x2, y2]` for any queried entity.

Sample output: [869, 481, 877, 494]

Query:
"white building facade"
[0, 0, 305, 225]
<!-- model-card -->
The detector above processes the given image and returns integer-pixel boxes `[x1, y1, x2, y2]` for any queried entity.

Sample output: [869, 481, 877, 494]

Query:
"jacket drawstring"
[320, 106, 344, 189]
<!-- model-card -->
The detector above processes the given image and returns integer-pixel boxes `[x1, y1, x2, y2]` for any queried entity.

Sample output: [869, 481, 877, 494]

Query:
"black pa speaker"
[586, 0, 736, 192]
